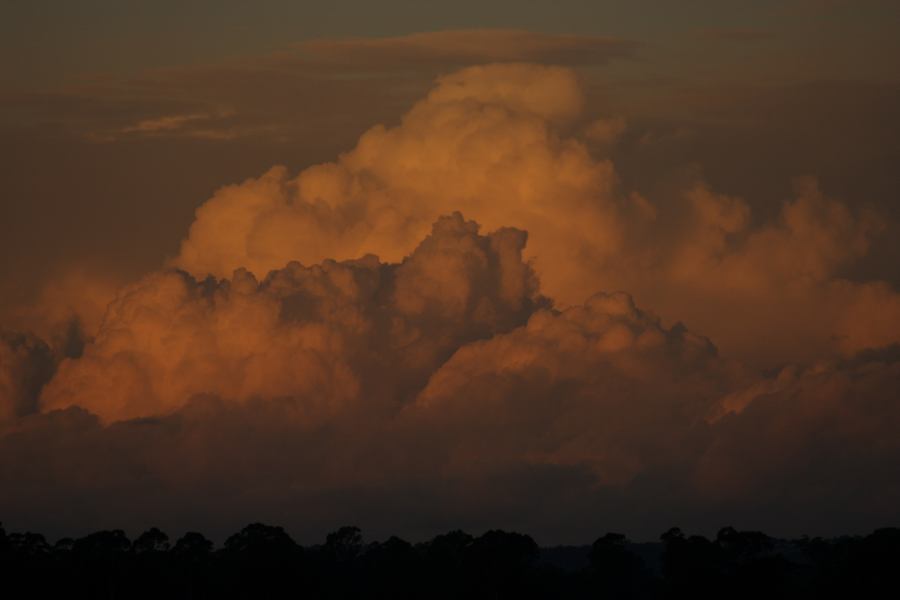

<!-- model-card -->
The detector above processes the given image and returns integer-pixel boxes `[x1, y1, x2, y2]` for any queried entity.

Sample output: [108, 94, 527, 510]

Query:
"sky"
[1, 0, 900, 544]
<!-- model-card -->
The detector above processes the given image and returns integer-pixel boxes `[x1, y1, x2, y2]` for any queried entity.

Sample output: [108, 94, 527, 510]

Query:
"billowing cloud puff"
[408, 292, 735, 486]
[175, 63, 622, 312]
[173, 64, 900, 368]
[672, 178, 874, 288]
[42, 214, 542, 423]
[638, 179, 897, 366]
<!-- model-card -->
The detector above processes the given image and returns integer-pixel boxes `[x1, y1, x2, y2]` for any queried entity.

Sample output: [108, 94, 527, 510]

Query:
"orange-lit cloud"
[174, 64, 900, 367]
[42, 214, 542, 423]
[174, 63, 623, 309]
[407, 291, 738, 488]
[2, 62, 900, 540]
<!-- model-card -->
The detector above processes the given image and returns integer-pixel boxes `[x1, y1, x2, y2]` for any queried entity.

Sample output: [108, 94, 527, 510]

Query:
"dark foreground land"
[2, 522, 898, 599]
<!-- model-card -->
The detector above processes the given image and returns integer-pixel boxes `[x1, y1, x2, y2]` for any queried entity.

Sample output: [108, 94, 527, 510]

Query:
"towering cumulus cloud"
[174, 64, 900, 367]
[175, 64, 622, 310]
[1, 63, 900, 541]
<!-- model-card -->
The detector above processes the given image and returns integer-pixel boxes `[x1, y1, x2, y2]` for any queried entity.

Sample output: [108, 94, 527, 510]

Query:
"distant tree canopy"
[132, 527, 169, 554]
[172, 531, 213, 558]
[0, 521, 898, 599]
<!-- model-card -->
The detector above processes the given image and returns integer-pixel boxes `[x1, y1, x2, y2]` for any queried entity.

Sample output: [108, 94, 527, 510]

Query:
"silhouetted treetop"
[425, 529, 474, 566]
[716, 526, 773, 558]
[0, 522, 898, 598]
[133, 527, 170, 554]
[468, 530, 539, 569]
[8, 531, 50, 556]
[73, 529, 130, 558]
[172, 531, 212, 557]
[590, 532, 633, 566]
[325, 525, 363, 562]
[224, 522, 297, 555]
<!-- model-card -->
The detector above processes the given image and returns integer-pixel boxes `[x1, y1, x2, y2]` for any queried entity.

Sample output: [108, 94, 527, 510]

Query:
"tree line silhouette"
[1, 520, 898, 598]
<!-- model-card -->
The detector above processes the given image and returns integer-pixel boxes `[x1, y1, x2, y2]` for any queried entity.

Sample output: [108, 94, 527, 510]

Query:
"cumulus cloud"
[4, 259, 899, 539]
[2, 61, 900, 541]
[175, 63, 623, 310]
[41, 213, 542, 423]
[406, 291, 735, 487]
[174, 64, 900, 367]
[634, 178, 895, 366]
[0, 265, 742, 537]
